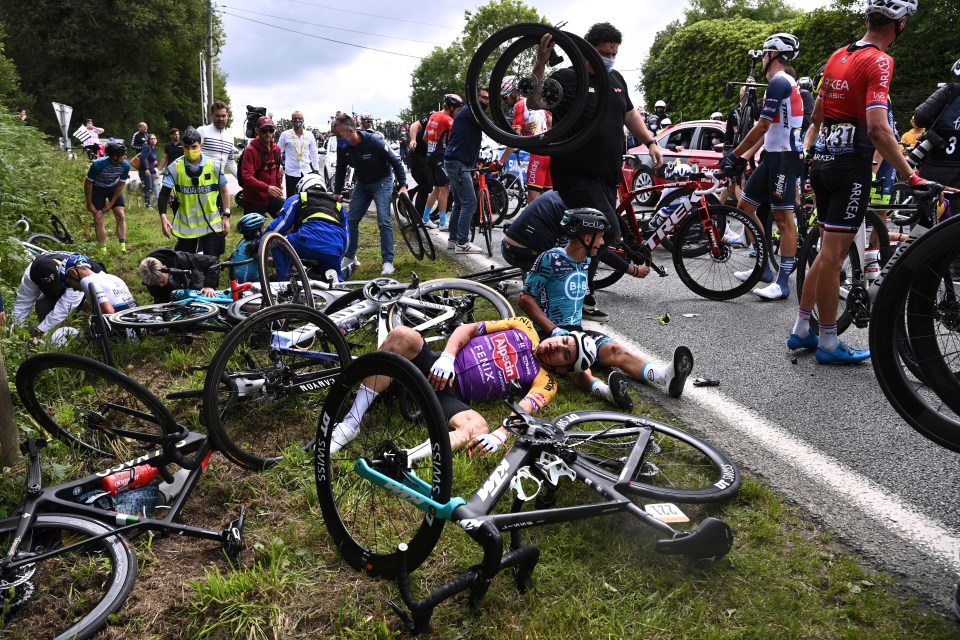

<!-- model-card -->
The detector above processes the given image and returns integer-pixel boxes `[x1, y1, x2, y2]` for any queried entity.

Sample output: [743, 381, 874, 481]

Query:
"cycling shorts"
[740, 151, 802, 211]
[526, 154, 552, 190]
[411, 339, 468, 423]
[90, 185, 125, 211]
[429, 156, 450, 187]
[810, 153, 871, 233]
[408, 153, 433, 192]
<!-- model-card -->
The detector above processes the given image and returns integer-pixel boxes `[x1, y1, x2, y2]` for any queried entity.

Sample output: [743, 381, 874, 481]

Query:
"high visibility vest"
[171, 157, 222, 238]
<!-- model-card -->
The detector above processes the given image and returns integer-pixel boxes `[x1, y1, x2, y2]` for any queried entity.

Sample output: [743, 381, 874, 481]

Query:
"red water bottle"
[102, 464, 158, 495]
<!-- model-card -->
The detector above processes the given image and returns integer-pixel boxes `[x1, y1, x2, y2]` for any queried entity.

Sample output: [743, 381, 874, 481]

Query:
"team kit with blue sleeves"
[266, 190, 349, 279]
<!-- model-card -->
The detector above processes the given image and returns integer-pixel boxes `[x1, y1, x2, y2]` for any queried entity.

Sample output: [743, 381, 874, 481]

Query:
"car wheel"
[633, 165, 657, 207]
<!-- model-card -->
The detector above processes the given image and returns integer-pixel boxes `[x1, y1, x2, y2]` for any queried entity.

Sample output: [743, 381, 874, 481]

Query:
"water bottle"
[864, 248, 880, 283]
[102, 464, 159, 495]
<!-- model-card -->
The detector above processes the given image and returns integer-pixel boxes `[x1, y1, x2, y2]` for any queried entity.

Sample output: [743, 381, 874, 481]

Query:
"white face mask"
[602, 56, 615, 72]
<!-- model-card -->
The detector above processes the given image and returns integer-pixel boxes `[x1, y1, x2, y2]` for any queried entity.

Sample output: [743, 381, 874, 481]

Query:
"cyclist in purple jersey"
[329, 317, 598, 457]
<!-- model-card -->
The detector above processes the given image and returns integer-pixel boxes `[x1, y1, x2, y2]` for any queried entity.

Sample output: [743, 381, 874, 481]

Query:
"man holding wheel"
[528, 22, 663, 321]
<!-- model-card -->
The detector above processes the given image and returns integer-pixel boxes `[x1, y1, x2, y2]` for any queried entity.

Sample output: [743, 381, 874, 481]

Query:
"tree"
[408, 0, 546, 117]
[0, 0, 229, 141]
[684, 0, 801, 24]
[0, 24, 21, 110]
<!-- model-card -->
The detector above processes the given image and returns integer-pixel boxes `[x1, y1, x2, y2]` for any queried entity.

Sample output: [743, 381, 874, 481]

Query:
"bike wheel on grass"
[258, 232, 315, 308]
[108, 301, 220, 329]
[552, 410, 741, 503]
[315, 352, 451, 578]
[203, 304, 351, 470]
[15, 353, 183, 462]
[0, 513, 137, 640]
[672, 205, 766, 300]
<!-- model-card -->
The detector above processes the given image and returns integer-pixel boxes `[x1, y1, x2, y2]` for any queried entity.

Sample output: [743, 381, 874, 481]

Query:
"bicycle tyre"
[15, 353, 182, 460]
[315, 352, 451, 578]
[870, 217, 960, 453]
[394, 193, 426, 260]
[499, 173, 525, 220]
[552, 410, 741, 503]
[84, 281, 114, 368]
[487, 176, 509, 227]
[0, 513, 137, 640]
[479, 190, 493, 257]
[49, 213, 74, 244]
[258, 232, 315, 308]
[24, 233, 64, 251]
[108, 301, 220, 329]
[795, 209, 891, 335]
[386, 278, 514, 348]
[672, 205, 766, 300]
[203, 303, 351, 471]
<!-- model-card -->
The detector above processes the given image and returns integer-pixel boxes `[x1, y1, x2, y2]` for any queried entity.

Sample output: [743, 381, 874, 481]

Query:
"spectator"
[239, 116, 285, 218]
[137, 249, 222, 303]
[130, 122, 149, 157]
[157, 126, 231, 257]
[157, 127, 184, 174]
[140, 134, 159, 207]
[913, 58, 960, 223]
[278, 110, 320, 198]
[81, 119, 105, 160]
[16, 107, 28, 126]
[899, 116, 925, 154]
[333, 113, 408, 275]
[198, 100, 237, 180]
[84, 140, 130, 254]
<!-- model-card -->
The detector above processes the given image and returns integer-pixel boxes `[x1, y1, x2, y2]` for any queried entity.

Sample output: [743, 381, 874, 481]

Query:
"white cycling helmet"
[710, 111, 724, 121]
[660, 117, 672, 126]
[297, 173, 325, 193]
[865, 0, 918, 19]
[952, 58, 960, 79]
[762, 33, 800, 60]
[569, 331, 598, 373]
[501, 75, 517, 96]
[655, 100, 667, 109]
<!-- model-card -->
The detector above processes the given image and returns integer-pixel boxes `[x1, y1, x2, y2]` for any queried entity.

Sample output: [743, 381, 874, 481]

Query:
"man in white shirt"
[198, 100, 237, 179]
[277, 110, 320, 197]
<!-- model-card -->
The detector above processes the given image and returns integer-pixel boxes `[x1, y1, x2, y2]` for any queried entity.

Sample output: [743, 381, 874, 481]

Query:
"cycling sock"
[777, 257, 794, 288]
[423, 205, 431, 219]
[792, 308, 811, 337]
[641, 362, 669, 388]
[589, 379, 613, 403]
[819, 324, 839, 351]
[341, 384, 379, 432]
[438, 210, 447, 226]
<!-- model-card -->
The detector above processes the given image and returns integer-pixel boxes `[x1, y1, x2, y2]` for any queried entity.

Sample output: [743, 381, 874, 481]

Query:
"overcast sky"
[217, 0, 835, 137]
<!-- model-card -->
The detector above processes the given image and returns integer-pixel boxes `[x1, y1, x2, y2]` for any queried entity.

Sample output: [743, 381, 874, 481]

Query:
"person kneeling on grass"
[137, 248, 222, 303]
[518, 208, 694, 408]
[330, 317, 597, 457]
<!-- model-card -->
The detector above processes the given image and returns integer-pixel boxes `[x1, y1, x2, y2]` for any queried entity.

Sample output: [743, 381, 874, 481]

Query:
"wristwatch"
[222, 210, 231, 218]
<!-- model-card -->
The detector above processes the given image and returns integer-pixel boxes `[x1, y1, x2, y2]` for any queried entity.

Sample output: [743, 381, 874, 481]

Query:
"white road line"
[441, 240, 960, 570]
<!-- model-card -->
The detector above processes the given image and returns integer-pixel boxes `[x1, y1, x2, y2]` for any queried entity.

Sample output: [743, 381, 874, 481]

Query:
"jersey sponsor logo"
[845, 181, 863, 220]
[823, 78, 850, 92]
[491, 333, 519, 380]
[564, 271, 588, 301]
[872, 92, 885, 101]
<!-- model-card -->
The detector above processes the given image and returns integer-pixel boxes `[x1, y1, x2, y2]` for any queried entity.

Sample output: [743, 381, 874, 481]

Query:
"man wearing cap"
[278, 110, 320, 198]
[239, 116, 285, 218]
[9, 251, 103, 338]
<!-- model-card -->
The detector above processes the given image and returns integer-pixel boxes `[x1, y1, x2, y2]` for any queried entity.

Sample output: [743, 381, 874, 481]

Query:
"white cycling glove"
[430, 352, 456, 383]
[474, 430, 507, 454]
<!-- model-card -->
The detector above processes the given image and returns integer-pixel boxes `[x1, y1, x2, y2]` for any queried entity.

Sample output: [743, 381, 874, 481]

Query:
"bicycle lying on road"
[8, 353, 246, 640]
[315, 352, 740, 633]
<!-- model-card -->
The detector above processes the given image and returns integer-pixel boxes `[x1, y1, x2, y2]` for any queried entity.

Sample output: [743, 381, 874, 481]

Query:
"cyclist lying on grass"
[518, 208, 694, 405]
[330, 317, 597, 457]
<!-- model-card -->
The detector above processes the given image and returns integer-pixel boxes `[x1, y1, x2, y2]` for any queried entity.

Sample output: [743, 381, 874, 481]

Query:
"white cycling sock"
[792, 308, 811, 337]
[642, 362, 669, 388]
[590, 380, 613, 403]
[341, 385, 379, 432]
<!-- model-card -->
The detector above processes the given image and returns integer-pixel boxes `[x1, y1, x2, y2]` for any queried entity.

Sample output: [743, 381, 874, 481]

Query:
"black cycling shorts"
[408, 153, 434, 192]
[810, 153, 871, 233]
[429, 156, 450, 187]
[741, 151, 803, 211]
[411, 339, 468, 423]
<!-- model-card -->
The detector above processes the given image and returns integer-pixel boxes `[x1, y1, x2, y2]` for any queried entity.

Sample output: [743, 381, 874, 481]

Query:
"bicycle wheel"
[487, 176, 509, 227]
[386, 278, 514, 348]
[203, 304, 351, 471]
[315, 352, 451, 578]
[107, 301, 220, 329]
[795, 210, 891, 335]
[654, 190, 720, 254]
[49, 213, 74, 244]
[24, 233, 64, 251]
[499, 173, 525, 220]
[552, 410, 741, 503]
[85, 282, 114, 368]
[478, 191, 493, 256]
[322, 288, 382, 355]
[15, 353, 182, 461]
[394, 193, 425, 260]
[870, 218, 960, 452]
[672, 205, 766, 300]
[226, 290, 339, 323]
[0, 513, 137, 640]
[258, 232, 315, 308]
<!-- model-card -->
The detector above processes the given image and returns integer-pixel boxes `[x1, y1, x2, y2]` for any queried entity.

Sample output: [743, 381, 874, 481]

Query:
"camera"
[906, 130, 946, 168]
[244, 105, 268, 139]
[747, 49, 764, 60]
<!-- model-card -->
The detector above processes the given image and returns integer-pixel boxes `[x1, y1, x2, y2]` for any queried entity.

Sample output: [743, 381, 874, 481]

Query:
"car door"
[686, 126, 725, 171]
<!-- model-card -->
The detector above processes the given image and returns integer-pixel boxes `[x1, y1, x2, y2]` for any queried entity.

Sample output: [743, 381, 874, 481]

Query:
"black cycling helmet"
[561, 208, 610, 237]
[181, 126, 202, 145]
[104, 140, 126, 157]
[442, 94, 463, 109]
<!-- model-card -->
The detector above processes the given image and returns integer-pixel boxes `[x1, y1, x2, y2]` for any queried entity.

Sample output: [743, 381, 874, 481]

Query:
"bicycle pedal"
[223, 506, 246, 567]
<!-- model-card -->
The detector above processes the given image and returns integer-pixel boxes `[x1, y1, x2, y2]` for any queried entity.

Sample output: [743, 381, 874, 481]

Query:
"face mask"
[337, 138, 350, 150]
[602, 56, 615, 72]
[293, 119, 304, 127]
[184, 148, 202, 162]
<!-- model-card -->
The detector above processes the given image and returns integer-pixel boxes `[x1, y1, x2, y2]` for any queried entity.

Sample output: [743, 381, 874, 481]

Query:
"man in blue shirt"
[84, 140, 130, 254]
[332, 113, 408, 275]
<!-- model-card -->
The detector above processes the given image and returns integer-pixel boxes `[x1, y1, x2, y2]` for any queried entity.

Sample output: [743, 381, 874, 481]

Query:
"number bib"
[816, 122, 857, 155]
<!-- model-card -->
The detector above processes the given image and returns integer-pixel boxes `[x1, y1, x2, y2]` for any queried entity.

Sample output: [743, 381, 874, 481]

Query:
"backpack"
[236, 145, 281, 188]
